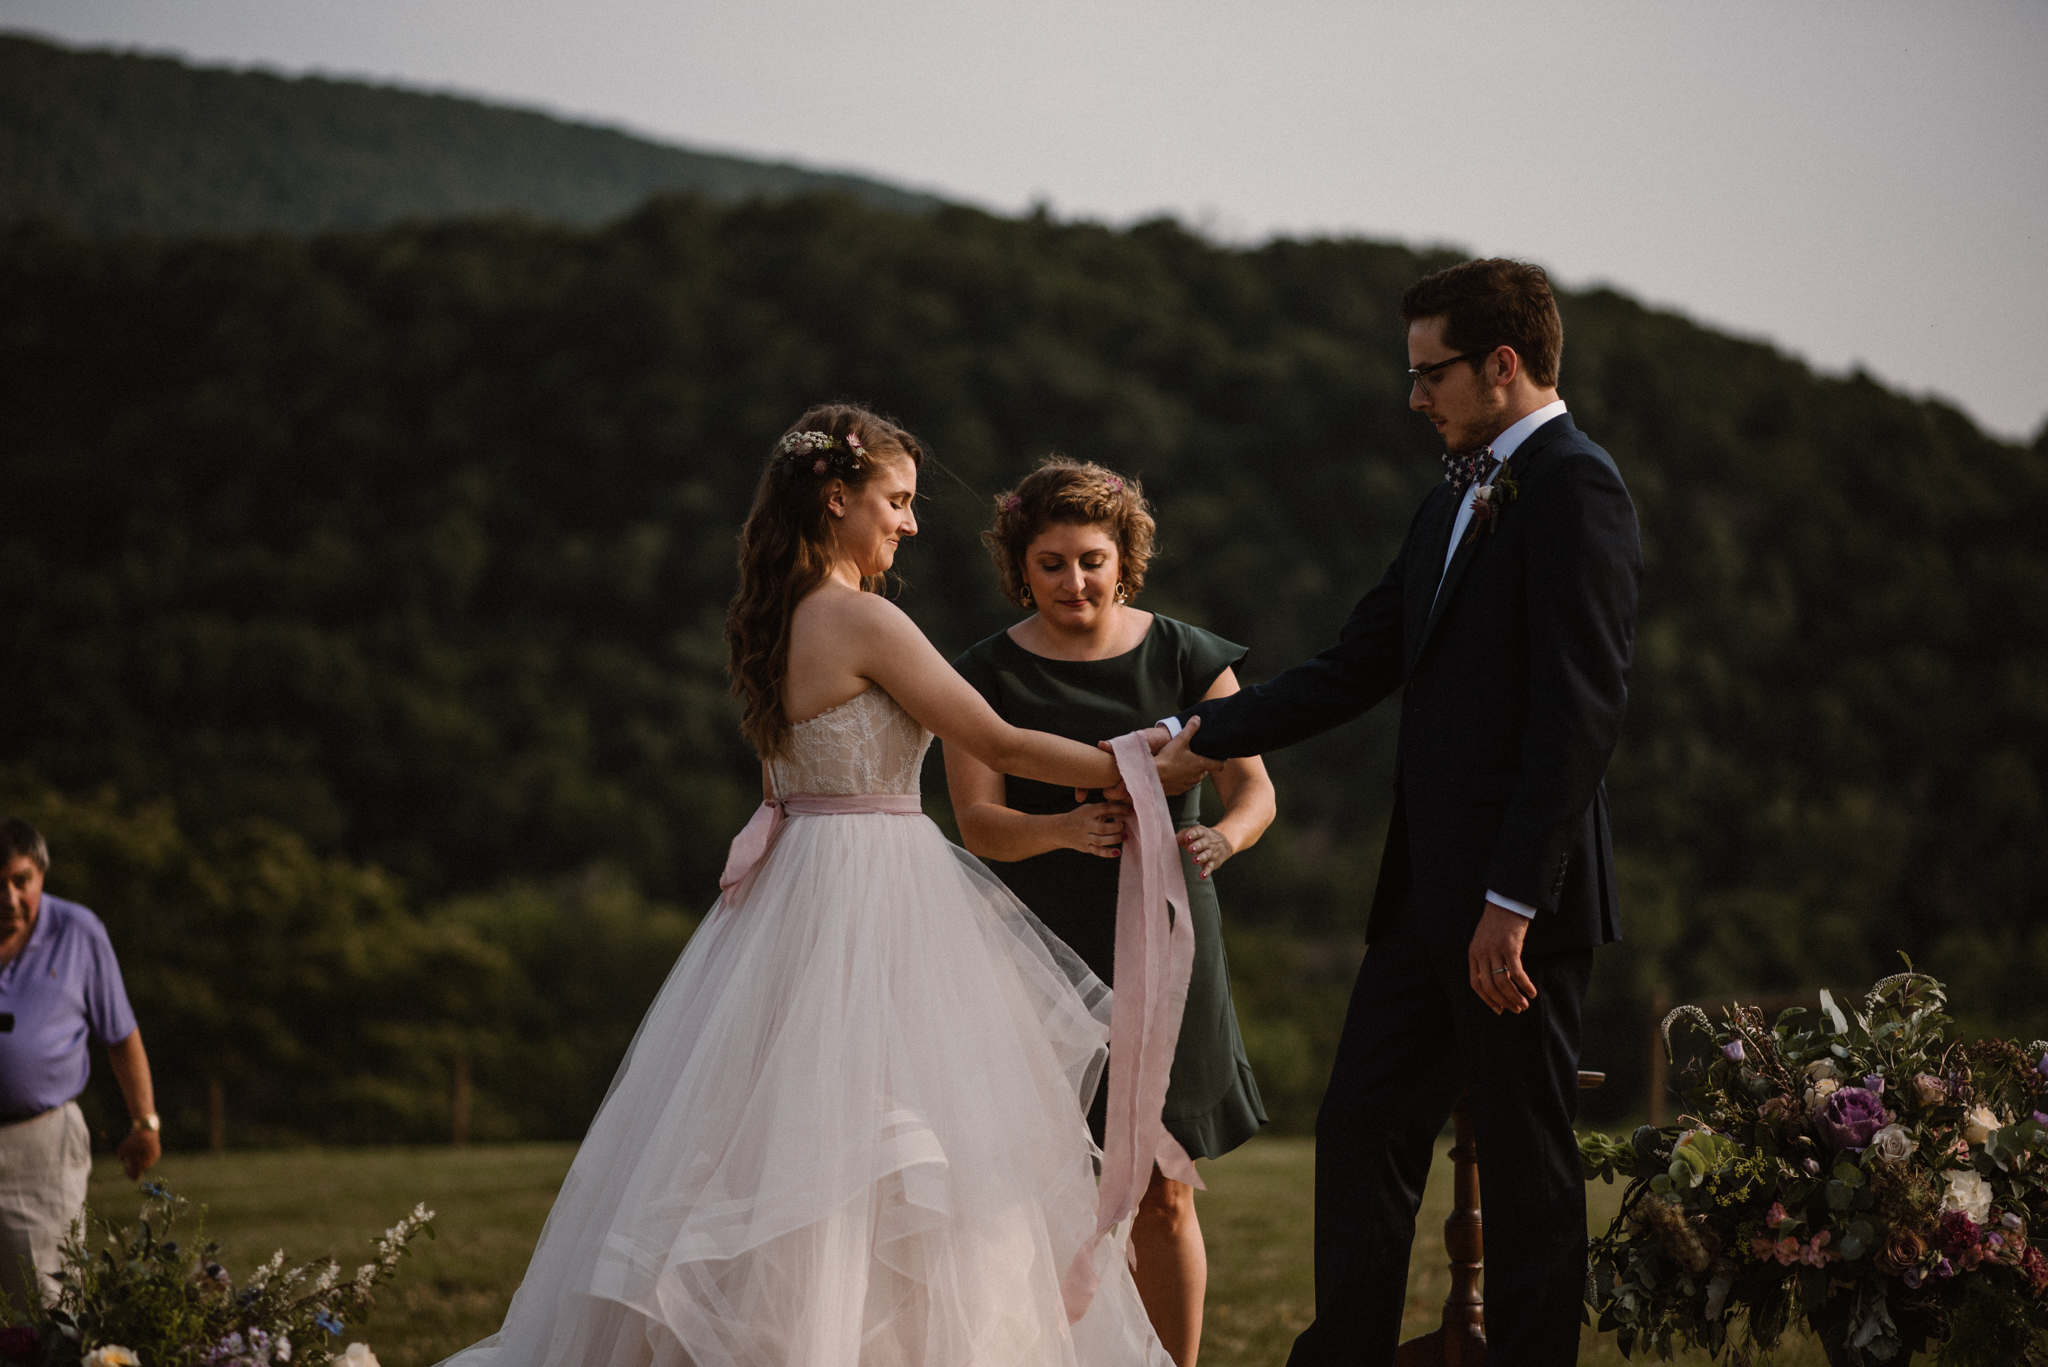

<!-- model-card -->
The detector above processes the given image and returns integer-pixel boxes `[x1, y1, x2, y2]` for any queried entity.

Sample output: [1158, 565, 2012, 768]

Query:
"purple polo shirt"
[0, 894, 138, 1117]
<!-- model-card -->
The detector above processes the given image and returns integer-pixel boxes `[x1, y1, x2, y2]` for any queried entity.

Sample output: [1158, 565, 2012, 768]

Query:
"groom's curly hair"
[1401, 258, 1563, 388]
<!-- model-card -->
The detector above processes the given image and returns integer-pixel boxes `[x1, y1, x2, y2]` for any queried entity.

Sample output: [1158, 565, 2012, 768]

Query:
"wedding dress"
[441, 685, 1173, 1367]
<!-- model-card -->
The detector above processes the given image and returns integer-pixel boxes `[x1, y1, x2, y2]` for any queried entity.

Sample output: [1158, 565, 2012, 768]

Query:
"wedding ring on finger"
[1489, 966, 1508, 976]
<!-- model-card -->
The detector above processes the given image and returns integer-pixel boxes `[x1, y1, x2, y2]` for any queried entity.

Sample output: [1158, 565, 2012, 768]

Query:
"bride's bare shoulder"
[794, 583, 914, 634]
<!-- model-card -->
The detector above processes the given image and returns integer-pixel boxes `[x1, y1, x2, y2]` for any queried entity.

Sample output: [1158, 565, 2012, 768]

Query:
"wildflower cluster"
[0, 1187, 430, 1367]
[774, 428, 868, 479]
[1580, 969, 2048, 1364]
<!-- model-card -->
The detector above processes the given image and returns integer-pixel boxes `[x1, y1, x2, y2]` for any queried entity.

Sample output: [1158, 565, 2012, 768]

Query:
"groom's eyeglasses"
[1407, 350, 1491, 393]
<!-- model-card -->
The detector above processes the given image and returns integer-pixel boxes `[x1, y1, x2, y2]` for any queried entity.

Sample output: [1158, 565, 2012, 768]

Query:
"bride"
[441, 405, 1200, 1367]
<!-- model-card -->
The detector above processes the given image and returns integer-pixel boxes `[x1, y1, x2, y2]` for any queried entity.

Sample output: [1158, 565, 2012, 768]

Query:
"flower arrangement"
[1579, 970, 2048, 1365]
[1464, 468, 1518, 542]
[0, 1186, 430, 1367]
[776, 428, 866, 477]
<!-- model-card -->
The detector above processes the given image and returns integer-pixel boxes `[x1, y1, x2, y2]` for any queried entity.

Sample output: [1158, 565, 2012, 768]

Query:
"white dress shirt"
[1160, 399, 1570, 922]
[1442, 400, 1567, 920]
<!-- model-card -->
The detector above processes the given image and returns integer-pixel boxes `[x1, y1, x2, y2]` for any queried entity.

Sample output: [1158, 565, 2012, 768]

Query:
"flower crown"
[776, 428, 869, 478]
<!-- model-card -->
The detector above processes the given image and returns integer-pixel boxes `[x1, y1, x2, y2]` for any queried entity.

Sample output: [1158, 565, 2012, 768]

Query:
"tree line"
[1, 194, 2042, 1141]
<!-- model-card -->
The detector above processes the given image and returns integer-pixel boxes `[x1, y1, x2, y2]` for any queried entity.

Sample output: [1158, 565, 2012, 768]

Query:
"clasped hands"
[1068, 719, 1226, 861]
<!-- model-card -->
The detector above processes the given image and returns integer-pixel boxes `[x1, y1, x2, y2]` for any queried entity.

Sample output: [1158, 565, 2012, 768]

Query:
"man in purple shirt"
[0, 817, 159, 1307]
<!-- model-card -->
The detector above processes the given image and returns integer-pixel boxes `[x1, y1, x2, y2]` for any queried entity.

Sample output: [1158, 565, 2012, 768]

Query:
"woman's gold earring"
[1020, 587, 1034, 608]
[1114, 582, 1130, 604]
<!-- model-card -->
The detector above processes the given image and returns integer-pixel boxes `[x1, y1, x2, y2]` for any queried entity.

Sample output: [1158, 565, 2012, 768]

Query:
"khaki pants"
[0, 1102, 90, 1309]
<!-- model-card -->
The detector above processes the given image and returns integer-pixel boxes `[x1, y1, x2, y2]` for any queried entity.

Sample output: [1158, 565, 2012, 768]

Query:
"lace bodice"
[770, 686, 933, 797]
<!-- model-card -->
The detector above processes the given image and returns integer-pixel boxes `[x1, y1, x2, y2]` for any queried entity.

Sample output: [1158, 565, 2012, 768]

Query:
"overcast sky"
[9, 0, 2044, 440]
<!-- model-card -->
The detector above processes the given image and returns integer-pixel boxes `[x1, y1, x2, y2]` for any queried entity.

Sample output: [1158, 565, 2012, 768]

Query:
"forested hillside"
[0, 32, 937, 236]
[2, 195, 2042, 1143]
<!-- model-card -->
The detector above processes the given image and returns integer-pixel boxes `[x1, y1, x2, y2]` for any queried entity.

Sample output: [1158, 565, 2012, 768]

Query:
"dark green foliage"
[0, 192, 2042, 1138]
[0, 33, 938, 237]
[0, 768, 692, 1145]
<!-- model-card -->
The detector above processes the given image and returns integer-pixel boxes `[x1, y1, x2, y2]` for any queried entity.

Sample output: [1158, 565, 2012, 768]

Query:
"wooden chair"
[1393, 1071, 1605, 1367]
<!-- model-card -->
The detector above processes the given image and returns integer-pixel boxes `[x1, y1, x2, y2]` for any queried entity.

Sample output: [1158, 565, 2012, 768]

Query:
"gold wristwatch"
[131, 1112, 160, 1133]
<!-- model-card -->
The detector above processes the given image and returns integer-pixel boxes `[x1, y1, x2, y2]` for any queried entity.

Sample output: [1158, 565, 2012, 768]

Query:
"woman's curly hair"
[983, 458, 1156, 608]
[725, 403, 924, 758]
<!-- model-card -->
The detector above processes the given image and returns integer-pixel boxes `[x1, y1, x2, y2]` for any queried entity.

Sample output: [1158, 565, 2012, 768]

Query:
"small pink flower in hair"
[1001, 494, 1021, 512]
[1106, 476, 1124, 491]
[813, 458, 828, 474]
[845, 433, 864, 450]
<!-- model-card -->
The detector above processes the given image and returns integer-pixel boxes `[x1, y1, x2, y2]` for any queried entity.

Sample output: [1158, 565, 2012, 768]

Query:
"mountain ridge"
[0, 30, 943, 235]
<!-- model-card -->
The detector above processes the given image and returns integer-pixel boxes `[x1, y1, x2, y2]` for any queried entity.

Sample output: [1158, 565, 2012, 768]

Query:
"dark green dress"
[953, 615, 1267, 1160]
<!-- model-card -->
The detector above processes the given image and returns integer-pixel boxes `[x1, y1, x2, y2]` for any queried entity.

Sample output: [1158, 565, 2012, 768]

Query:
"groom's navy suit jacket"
[1185, 413, 1641, 956]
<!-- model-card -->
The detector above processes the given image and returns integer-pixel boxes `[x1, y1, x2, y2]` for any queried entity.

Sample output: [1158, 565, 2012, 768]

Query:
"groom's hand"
[1151, 718, 1220, 796]
[1468, 904, 1537, 1015]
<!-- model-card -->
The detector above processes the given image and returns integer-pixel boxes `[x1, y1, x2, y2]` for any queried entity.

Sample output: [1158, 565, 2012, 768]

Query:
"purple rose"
[1722, 1039, 1746, 1062]
[1816, 1086, 1891, 1151]
[1863, 1074, 1885, 1094]
[2034, 1110, 2048, 1128]
[1903, 1265, 1923, 1288]
[1935, 1255, 1956, 1279]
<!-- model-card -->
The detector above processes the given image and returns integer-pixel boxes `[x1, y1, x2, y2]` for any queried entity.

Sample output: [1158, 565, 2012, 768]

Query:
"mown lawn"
[89, 1139, 1828, 1366]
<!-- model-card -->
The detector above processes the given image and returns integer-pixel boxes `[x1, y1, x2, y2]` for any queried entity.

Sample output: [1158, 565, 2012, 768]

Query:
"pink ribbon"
[717, 793, 924, 902]
[1062, 731, 1202, 1323]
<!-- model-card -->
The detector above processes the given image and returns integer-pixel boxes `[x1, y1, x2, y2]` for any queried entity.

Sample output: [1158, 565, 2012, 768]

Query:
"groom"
[1154, 259, 1641, 1365]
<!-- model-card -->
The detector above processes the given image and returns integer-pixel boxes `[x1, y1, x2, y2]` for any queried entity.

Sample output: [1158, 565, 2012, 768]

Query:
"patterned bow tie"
[1441, 446, 1497, 496]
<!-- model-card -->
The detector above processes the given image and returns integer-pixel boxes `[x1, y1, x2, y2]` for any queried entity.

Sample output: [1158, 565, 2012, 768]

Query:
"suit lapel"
[1407, 484, 1461, 667]
[1410, 413, 1577, 667]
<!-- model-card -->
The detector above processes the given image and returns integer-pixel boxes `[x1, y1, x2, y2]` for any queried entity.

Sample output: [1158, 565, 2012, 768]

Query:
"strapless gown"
[440, 686, 1173, 1367]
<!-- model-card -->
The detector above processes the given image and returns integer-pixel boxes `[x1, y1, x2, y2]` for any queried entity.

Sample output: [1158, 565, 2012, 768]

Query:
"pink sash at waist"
[717, 793, 924, 900]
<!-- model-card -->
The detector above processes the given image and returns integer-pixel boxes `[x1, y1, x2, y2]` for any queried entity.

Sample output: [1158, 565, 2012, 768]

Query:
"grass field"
[88, 1140, 1830, 1366]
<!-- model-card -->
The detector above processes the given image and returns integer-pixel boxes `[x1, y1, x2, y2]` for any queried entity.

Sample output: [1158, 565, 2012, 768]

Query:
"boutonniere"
[1463, 468, 1519, 544]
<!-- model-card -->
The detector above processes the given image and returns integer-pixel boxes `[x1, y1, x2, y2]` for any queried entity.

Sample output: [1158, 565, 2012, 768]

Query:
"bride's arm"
[852, 596, 1121, 791]
[945, 740, 1130, 862]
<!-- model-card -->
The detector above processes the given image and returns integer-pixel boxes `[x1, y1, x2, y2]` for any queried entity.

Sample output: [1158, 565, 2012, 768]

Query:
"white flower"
[1944, 1169, 1993, 1226]
[84, 1348, 141, 1367]
[1913, 1073, 1947, 1106]
[1806, 1059, 1840, 1081]
[1805, 1077, 1840, 1114]
[329, 1346, 379, 1367]
[1962, 1105, 2002, 1145]
[1869, 1123, 1913, 1165]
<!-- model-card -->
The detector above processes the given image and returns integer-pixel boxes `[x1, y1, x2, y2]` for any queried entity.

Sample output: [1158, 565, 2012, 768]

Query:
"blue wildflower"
[314, 1314, 344, 1338]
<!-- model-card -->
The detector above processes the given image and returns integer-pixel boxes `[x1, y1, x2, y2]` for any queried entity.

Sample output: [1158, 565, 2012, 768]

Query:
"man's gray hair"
[0, 817, 50, 873]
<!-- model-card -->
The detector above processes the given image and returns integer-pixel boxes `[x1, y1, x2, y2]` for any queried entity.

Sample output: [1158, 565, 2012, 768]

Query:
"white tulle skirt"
[441, 811, 1173, 1367]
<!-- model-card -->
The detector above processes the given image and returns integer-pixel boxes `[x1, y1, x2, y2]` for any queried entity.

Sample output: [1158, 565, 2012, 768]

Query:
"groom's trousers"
[1285, 926, 1593, 1367]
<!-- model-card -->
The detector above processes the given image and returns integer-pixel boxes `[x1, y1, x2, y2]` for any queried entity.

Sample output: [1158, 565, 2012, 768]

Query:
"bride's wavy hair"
[725, 403, 925, 758]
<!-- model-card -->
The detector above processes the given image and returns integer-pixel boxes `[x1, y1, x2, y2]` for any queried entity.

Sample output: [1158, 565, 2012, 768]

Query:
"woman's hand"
[1179, 824, 1237, 879]
[1062, 799, 1130, 858]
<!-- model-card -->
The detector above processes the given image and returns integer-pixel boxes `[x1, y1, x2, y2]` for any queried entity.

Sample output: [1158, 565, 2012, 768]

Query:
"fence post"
[451, 1050, 472, 1148]
[207, 1076, 226, 1153]
[1647, 991, 1668, 1129]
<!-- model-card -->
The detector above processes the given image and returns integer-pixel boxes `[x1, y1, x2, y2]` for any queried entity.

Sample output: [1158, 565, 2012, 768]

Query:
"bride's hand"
[1062, 799, 1130, 858]
[1179, 825, 1236, 879]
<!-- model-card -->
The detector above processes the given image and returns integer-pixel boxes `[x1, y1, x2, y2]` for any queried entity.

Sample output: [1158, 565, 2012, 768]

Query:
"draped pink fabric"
[718, 793, 925, 901]
[1061, 731, 1202, 1323]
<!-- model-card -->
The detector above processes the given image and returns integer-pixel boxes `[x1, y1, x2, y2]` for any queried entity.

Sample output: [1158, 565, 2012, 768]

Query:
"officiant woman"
[947, 459, 1272, 1367]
